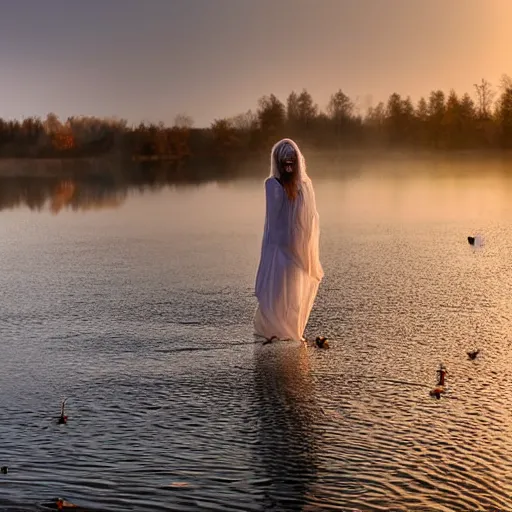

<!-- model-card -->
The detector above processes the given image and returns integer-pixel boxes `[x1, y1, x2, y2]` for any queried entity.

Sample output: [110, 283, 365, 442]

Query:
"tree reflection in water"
[0, 174, 215, 214]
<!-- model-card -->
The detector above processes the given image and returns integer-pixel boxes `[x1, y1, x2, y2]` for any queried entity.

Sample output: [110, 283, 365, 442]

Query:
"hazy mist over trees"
[2, 76, 512, 174]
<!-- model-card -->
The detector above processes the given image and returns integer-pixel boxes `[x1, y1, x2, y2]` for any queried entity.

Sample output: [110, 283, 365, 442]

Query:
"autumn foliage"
[1, 76, 512, 169]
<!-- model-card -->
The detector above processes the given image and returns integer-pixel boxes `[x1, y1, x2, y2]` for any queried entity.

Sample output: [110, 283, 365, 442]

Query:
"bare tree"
[173, 114, 194, 129]
[229, 110, 258, 131]
[499, 74, 512, 93]
[473, 79, 495, 119]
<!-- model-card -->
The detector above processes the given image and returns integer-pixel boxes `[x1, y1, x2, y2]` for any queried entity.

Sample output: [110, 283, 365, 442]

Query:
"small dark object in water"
[58, 398, 68, 425]
[1, 466, 7, 474]
[429, 387, 444, 399]
[56, 498, 80, 510]
[468, 236, 475, 245]
[436, 365, 447, 386]
[262, 336, 278, 345]
[42, 497, 84, 510]
[430, 365, 447, 399]
[315, 336, 329, 349]
[467, 349, 480, 360]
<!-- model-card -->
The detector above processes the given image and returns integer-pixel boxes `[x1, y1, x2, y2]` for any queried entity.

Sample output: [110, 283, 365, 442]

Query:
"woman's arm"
[263, 177, 285, 244]
[255, 178, 285, 298]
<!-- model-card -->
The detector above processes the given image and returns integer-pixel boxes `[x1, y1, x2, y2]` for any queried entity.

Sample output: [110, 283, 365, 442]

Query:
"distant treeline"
[2, 76, 512, 170]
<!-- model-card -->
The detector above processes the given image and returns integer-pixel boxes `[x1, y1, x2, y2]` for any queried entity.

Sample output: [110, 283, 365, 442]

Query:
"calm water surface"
[2, 161, 512, 511]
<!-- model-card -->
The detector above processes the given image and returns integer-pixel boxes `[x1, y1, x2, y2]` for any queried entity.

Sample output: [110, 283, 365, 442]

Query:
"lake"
[1, 157, 512, 511]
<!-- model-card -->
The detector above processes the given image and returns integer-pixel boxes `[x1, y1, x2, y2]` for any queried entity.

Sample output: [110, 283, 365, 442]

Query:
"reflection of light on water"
[3, 165, 512, 510]
[0, 177, 130, 214]
[0, 176, 213, 214]
[50, 180, 126, 214]
[50, 180, 76, 213]
[253, 342, 320, 511]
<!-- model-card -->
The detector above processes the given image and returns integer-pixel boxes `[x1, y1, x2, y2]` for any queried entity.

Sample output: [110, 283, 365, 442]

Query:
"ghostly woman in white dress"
[254, 139, 324, 341]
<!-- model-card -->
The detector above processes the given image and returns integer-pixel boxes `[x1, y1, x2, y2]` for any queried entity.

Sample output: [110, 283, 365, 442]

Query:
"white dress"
[254, 164, 323, 341]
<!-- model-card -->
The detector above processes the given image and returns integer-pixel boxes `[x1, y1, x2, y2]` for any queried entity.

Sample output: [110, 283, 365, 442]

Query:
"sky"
[0, 0, 511, 127]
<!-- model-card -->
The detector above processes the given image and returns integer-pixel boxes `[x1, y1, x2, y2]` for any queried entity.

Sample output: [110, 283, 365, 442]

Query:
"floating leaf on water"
[169, 481, 190, 487]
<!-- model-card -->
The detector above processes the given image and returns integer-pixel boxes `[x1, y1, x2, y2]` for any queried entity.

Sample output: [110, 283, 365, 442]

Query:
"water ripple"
[2, 177, 512, 510]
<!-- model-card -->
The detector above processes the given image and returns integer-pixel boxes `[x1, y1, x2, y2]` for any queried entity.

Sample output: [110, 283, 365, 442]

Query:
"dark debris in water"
[467, 349, 480, 360]
[57, 398, 68, 425]
[315, 336, 329, 349]
[40, 498, 88, 511]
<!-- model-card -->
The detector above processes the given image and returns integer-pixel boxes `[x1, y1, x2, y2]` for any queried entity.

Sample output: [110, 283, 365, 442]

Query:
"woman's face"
[275, 142, 298, 180]
[279, 158, 296, 181]
[282, 158, 296, 174]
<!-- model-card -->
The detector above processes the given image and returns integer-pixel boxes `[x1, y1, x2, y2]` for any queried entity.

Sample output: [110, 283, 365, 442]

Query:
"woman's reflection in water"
[253, 341, 321, 511]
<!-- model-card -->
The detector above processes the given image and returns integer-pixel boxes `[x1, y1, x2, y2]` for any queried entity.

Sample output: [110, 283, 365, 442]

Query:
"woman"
[254, 138, 324, 341]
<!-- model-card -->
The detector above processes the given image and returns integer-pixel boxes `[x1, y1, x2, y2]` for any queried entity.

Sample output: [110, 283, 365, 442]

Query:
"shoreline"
[0, 156, 124, 178]
[1, 149, 512, 179]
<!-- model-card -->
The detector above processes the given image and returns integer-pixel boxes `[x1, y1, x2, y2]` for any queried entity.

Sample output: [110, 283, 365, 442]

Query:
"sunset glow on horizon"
[0, 0, 511, 127]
